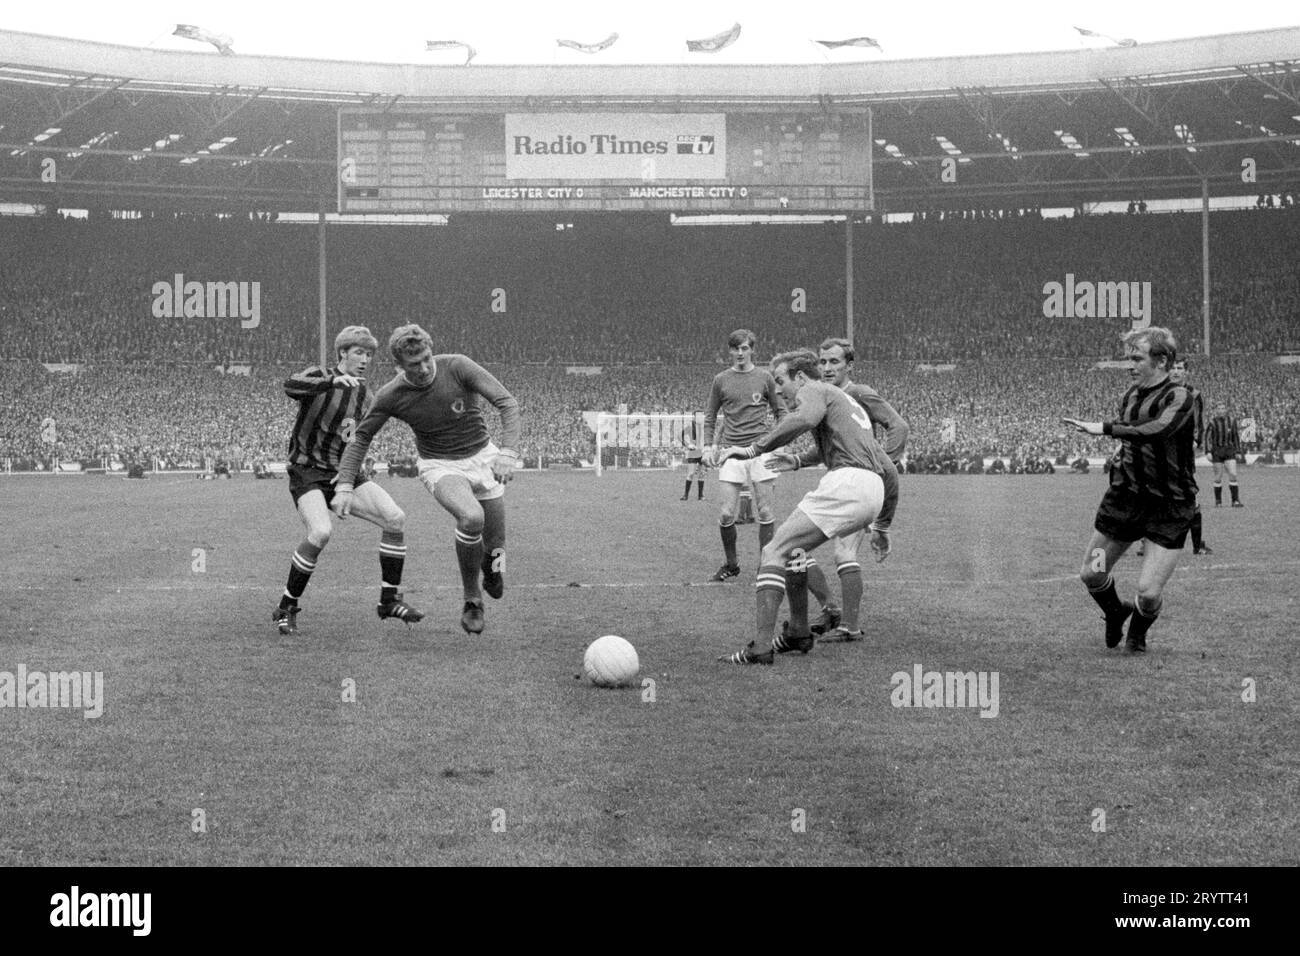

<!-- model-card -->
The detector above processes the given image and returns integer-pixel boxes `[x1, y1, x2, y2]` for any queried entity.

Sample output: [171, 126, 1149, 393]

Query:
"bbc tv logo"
[676, 135, 715, 155]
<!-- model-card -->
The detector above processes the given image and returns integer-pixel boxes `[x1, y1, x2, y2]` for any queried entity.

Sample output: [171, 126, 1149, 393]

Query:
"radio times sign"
[504, 114, 726, 180]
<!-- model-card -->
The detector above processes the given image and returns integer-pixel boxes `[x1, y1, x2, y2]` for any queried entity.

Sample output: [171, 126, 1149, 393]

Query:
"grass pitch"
[2, 468, 1297, 865]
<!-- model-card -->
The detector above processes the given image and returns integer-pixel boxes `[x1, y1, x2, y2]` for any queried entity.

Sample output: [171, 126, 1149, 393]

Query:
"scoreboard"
[338, 109, 872, 213]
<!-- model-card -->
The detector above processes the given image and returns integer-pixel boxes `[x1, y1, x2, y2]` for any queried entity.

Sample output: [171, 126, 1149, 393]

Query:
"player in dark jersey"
[716, 349, 898, 665]
[1064, 327, 1196, 653]
[273, 326, 422, 636]
[1169, 359, 1212, 553]
[809, 337, 909, 642]
[702, 330, 785, 581]
[681, 440, 706, 501]
[1205, 400, 1245, 508]
[333, 324, 521, 636]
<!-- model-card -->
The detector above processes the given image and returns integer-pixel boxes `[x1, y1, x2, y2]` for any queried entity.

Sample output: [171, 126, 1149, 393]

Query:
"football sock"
[758, 520, 774, 550]
[838, 561, 864, 630]
[1086, 575, 1126, 618]
[1213, 484, 1222, 504]
[784, 567, 810, 637]
[805, 561, 832, 609]
[755, 563, 787, 643]
[1229, 482, 1240, 503]
[379, 531, 405, 604]
[1190, 510, 1204, 550]
[696, 480, 704, 499]
[282, 540, 323, 609]
[1128, 595, 1162, 642]
[481, 496, 506, 575]
[682, 480, 691, 498]
[720, 520, 738, 567]
[483, 546, 505, 578]
[454, 529, 484, 599]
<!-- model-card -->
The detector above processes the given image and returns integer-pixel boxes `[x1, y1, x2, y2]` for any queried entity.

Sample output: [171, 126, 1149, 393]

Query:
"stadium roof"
[2, 26, 1299, 211]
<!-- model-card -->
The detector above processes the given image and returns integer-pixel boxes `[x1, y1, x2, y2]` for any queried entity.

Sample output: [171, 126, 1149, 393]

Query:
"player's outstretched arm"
[1098, 388, 1196, 443]
[283, 366, 333, 400]
[1062, 417, 1104, 436]
[335, 405, 392, 488]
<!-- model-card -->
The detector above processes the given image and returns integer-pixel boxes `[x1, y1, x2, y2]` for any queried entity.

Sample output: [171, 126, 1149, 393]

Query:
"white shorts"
[418, 442, 504, 501]
[832, 528, 865, 567]
[796, 468, 884, 539]
[718, 455, 778, 485]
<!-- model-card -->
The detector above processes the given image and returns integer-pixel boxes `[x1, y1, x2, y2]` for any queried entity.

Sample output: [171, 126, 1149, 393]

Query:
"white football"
[583, 635, 640, 688]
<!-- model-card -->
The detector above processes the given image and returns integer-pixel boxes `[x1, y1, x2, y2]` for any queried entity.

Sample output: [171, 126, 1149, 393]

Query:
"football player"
[716, 348, 898, 665]
[332, 324, 520, 636]
[274, 325, 422, 636]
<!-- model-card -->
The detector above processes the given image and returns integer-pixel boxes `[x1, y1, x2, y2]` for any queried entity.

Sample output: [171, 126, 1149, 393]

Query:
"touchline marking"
[5, 561, 1295, 593]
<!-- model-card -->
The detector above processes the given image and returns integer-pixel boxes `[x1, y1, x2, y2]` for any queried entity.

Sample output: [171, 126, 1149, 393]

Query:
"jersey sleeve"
[871, 457, 900, 531]
[1105, 387, 1195, 443]
[284, 366, 333, 400]
[702, 377, 723, 447]
[460, 357, 522, 453]
[336, 395, 394, 486]
[856, 386, 909, 461]
[754, 388, 826, 454]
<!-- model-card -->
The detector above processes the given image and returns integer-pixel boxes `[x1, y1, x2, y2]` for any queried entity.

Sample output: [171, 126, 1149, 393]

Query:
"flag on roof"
[687, 23, 741, 53]
[426, 40, 477, 64]
[1074, 26, 1137, 47]
[173, 24, 234, 56]
[557, 33, 619, 54]
[815, 36, 882, 51]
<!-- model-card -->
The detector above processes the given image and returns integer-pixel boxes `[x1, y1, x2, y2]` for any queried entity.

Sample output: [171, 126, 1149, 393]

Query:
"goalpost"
[594, 412, 706, 476]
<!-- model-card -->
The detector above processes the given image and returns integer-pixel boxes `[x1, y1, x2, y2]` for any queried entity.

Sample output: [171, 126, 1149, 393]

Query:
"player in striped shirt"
[332, 324, 521, 636]
[1205, 401, 1245, 508]
[1168, 359, 1211, 553]
[1064, 327, 1197, 653]
[716, 349, 897, 665]
[702, 330, 786, 581]
[273, 326, 422, 636]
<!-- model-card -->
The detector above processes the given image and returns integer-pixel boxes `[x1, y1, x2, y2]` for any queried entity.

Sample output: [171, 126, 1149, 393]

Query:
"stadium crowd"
[3, 206, 1299, 366]
[2, 208, 1298, 469]
[3, 356, 1297, 472]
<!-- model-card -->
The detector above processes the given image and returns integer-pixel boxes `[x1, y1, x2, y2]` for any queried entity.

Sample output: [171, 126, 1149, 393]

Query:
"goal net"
[593, 412, 705, 476]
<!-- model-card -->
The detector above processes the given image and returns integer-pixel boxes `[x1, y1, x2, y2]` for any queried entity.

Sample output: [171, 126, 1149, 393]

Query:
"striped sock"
[1086, 575, 1125, 617]
[379, 531, 406, 604]
[455, 529, 484, 598]
[282, 540, 323, 609]
[755, 563, 787, 645]
[838, 561, 863, 630]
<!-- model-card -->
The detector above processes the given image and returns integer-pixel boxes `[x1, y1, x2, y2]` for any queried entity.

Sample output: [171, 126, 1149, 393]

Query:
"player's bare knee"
[307, 523, 332, 549]
[756, 503, 775, 523]
[384, 508, 406, 534]
[457, 508, 485, 536]
[1134, 581, 1164, 605]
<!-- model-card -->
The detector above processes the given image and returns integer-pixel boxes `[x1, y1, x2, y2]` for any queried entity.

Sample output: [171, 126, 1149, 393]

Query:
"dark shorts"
[288, 464, 368, 506]
[1209, 451, 1237, 464]
[1094, 485, 1196, 550]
